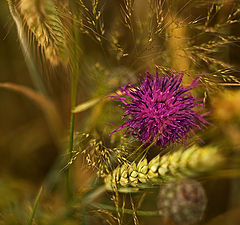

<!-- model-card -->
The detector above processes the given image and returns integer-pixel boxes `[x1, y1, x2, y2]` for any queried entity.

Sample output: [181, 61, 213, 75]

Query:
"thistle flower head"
[111, 71, 208, 147]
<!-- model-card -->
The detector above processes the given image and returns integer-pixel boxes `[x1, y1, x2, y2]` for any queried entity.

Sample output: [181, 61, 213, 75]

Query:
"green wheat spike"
[104, 145, 225, 192]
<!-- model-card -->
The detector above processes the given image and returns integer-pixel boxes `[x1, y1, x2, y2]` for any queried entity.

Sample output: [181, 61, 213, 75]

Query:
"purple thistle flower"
[110, 71, 208, 147]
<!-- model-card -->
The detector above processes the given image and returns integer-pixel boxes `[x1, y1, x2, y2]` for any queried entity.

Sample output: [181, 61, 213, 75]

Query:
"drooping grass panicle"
[76, 0, 105, 43]
[148, 0, 167, 36]
[184, 34, 240, 85]
[73, 133, 129, 178]
[121, 0, 134, 32]
[140, 1, 240, 88]
[183, 1, 240, 86]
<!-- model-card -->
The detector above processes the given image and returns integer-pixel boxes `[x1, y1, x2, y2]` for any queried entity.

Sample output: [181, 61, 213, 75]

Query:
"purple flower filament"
[111, 71, 208, 147]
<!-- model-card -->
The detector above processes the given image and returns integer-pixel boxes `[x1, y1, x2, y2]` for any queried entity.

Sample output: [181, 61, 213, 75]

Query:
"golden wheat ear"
[18, 0, 67, 66]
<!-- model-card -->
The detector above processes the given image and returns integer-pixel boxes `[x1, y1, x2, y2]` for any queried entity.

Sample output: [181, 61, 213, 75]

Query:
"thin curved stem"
[89, 203, 160, 217]
[27, 186, 43, 225]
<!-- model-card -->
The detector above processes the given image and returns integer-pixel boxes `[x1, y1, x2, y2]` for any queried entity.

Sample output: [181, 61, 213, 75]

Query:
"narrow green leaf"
[72, 97, 101, 113]
[27, 186, 43, 225]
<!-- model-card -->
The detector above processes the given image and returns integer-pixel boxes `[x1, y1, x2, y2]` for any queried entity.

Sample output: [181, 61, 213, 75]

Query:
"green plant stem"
[66, 113, 75, 200]
[90, 203, 159, 217]
[66, 5, 81, 200]
[66, 64, 79, 200]
[27, 186, 43, 225]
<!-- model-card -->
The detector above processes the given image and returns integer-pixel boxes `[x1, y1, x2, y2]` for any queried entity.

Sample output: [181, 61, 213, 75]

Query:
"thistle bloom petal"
[111, 71, 208, 147]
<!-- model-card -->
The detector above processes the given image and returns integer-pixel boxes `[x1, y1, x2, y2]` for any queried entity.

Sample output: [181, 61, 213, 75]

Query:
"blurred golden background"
[1, 0, 240, 224]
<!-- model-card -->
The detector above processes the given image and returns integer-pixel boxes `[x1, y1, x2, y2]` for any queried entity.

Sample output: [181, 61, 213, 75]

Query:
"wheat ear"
[105, 145, 225, 192]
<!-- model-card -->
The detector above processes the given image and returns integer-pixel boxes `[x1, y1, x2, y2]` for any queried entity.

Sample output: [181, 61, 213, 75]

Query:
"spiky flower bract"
[111, 71, 208, 147]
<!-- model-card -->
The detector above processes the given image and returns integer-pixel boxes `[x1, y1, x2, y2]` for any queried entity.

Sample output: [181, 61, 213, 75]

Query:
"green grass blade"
[27, 186, 43, 225]
[66, 2, 81, 200]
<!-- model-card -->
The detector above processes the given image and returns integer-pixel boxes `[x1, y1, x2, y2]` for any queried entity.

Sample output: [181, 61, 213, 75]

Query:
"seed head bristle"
[185, 2, 240, 87]
[74, 133, 129, 177]
[121, 0, 134, 31]
[19, 0, 67, 66]
[78, 0, 105, 43]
